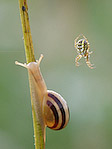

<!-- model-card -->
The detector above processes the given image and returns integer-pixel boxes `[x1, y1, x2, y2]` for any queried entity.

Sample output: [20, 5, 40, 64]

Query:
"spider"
[74, 34, 94, 69]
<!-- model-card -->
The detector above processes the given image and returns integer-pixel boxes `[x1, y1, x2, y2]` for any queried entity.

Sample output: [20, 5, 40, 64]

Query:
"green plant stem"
[18, 0, 35, 63]
[18, 0, 44, 148]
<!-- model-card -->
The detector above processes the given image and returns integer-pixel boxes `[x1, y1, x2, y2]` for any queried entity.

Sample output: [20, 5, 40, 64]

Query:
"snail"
[15, 54, 69, 133]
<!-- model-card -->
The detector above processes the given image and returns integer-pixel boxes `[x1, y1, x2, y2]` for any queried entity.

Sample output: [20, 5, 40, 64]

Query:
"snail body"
[15, 54, 69, 137]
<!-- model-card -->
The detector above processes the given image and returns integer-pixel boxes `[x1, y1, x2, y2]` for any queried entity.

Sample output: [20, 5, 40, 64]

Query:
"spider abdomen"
[77, 39, 88, 55]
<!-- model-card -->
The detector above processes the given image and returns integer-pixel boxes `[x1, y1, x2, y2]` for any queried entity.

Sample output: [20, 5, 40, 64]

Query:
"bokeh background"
[0, 0, 112, 148]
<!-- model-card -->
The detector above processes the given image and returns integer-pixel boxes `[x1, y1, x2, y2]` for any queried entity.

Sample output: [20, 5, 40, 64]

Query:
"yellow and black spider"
[74, 34, 94, 69]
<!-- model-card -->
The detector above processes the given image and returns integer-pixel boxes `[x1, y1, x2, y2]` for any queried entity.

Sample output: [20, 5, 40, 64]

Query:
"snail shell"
[43, 90, 69, 130]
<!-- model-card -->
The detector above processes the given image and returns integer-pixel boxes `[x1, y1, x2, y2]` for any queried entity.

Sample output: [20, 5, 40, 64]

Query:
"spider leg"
[89, 51, 93, 55]
[88, 43, 90, 50]
[81, 34, 88, 41]
[75, 54, 82, 67]
[86, 54, 94, 69]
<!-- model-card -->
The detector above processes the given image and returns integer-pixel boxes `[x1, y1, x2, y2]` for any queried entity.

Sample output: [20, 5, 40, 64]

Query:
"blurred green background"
[0, 0, 112, 148]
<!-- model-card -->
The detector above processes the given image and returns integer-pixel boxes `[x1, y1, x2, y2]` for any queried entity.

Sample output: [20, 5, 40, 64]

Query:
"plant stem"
[18, 0, 44, 148]
[19, 0, 35, 63]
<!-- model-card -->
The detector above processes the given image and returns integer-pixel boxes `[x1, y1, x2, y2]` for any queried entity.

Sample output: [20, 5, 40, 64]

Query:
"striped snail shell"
[42, 90, 69, 130]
